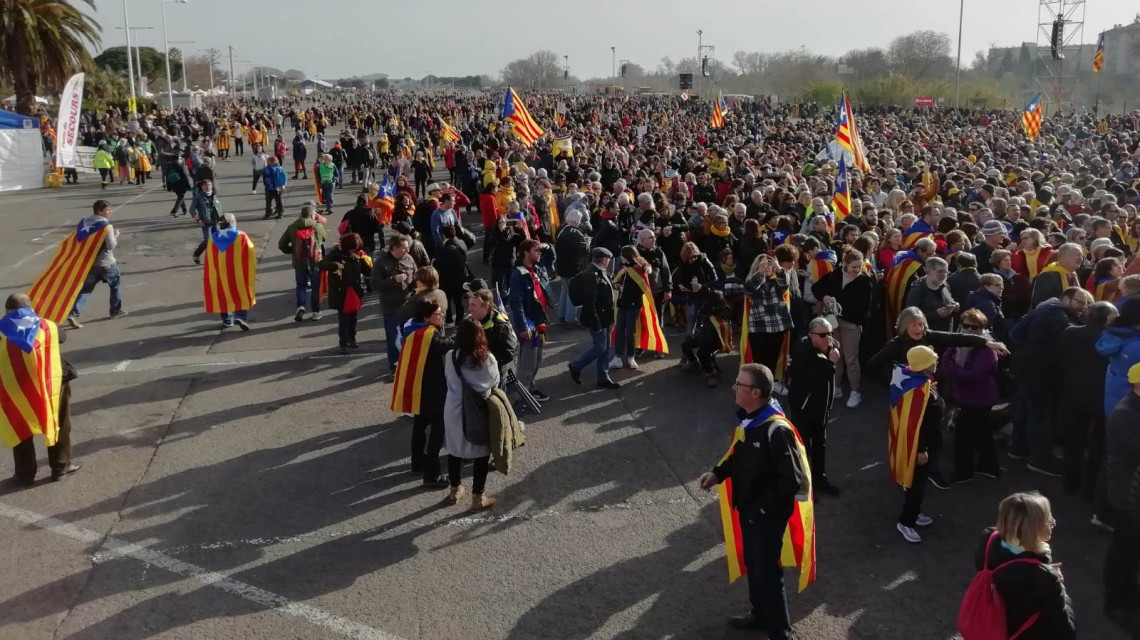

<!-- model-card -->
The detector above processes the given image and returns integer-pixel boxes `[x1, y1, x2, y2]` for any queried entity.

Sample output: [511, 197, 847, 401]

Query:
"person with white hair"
[1030, 242, 1083, 309]
[787, 316, 842, 496]
[553, 208, 590, 323]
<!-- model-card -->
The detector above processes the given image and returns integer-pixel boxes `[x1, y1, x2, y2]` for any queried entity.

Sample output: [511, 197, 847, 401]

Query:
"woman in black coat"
[320, 233, 372, 352]
[433, 225, 471, 324]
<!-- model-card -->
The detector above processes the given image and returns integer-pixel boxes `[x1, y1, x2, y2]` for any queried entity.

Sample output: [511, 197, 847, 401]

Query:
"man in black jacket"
[567, 248, 619, 389]
[554, 210, 590, 323]
[787, 318, 841, 496]
[946, 252, 981, 308]
[1103, 362, 1140, 635]
[1057, 302, 1117, 499]
[466, 284, 517, 379]
[699, 363, 801, 639]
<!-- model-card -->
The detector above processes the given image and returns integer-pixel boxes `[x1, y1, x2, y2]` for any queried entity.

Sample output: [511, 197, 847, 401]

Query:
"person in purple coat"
[941, 308, 1001, 483]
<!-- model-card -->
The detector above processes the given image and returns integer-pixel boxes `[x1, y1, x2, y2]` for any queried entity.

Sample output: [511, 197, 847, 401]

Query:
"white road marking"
[113, 359, 132, 372]
[0, 502, 405, 640]
[12, 243, 61, 269]
[123, 281, 148, 288]
[31, 221, 72, 242]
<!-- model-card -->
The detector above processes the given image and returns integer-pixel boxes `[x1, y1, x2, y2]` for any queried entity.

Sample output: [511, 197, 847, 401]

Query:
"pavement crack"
[48, 377, 197, 640]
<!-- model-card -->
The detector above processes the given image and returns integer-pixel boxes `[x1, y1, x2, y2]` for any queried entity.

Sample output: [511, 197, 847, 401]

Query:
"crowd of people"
[10, 88, 1140, 638]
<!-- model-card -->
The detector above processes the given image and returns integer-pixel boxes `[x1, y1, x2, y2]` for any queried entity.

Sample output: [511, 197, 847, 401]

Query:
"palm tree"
[0, 0, 101, 116]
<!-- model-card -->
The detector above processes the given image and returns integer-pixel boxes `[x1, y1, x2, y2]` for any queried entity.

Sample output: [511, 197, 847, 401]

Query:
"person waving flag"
[1093, 33, 1105, 73]
[831, 156, 851, 221]
[502, 87, 544, 147]
[710, 91, 726, 129]
[1022, 94, 1043, 141]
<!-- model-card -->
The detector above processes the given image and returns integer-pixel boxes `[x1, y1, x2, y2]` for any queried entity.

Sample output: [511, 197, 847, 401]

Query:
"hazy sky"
[88, 0, 1133, 81]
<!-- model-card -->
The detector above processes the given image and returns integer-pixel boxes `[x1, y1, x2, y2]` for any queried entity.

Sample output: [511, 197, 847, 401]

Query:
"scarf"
[709, 224, 730, 238]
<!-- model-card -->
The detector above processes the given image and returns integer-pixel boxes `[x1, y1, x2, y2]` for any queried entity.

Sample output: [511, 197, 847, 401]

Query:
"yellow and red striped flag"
[710, 91, 726, 128]
[739, 297, 753, 365]
[888, 365, 932, 488]
[27, 219, 110, 324]
[502, 87, 545, 147]
[611, 267, 669, 354]
[836, 93, 871, 173]
[0, 309, 63, 448]
[1093, 33, 1105, 73]
[440, 119, 461, 143]
[884, 250, 924, 334]
[203, 228, 257, 314]
[739, 284, 791, 380]
[554, 107, 566, 128]
[717, 404, 816, 591]
[390, 324, 437, 414]
[1022, 94, 1043, 141]
[710, 316, 733, 354]
[831, 156, 851, 221]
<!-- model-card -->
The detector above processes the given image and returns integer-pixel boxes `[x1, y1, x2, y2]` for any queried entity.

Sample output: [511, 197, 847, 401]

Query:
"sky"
[87, 0, 1134, 81]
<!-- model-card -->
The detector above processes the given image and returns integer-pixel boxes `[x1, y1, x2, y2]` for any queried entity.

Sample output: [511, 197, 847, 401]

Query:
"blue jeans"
[558, 279, 579, 323]
[614, 307, 639, 358]
[294, 265, 321, 312]
[383, 313, 400, 368]
[221, 309, 248, 325]
[570, 327, 612, 382]
[321, 181, 334, 209]
[71, 264, 122, 318]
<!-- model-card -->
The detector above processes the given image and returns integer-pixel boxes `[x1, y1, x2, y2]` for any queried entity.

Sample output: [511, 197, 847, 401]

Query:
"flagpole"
[1093, 69, 1103, 116]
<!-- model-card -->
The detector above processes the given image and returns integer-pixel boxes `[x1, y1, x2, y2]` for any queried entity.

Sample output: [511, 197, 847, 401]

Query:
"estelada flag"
[739, 287, 792, 381]
[611, 267, 669, 354]
[884, 250, 923, 334]
[710, 316, 733, 354]
[390, 323, 437, 414]
[0, 308, 63, 448]
[203, 228, 257, 313]
[1013, 247, 1054, 282]
[739, 298, 753, 365]
[717, 401, 816, 591]
[27, 218, 110, 324]
[808, 253, 836, 285]
[888, 365, 932, 488]
[312, 162, 324, 205]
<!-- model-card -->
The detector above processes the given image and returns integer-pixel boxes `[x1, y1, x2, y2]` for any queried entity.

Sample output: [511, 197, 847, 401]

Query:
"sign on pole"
[914, 96, 934, 107]
[55, 73, 85, 168]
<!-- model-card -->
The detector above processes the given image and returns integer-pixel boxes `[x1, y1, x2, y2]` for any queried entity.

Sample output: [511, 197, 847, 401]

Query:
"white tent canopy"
[0, 109, 44, 192]
[1, 95, 50, 107]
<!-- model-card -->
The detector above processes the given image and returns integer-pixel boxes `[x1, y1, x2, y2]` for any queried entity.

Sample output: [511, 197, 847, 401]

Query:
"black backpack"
[567, 269, 593, 307]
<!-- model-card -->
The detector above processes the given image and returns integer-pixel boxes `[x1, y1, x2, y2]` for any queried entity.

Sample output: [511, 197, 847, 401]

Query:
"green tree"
[0, 0, 101, 115]
[802, 81, 842, 105]
[94, 46, 182, 86]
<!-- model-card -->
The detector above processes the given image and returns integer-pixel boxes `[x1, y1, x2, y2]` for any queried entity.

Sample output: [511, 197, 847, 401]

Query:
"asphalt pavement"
[0, 133, 1127, 639]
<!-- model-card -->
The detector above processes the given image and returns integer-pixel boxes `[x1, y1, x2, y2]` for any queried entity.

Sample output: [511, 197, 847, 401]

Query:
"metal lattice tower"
[1034, 0, 1087, 114]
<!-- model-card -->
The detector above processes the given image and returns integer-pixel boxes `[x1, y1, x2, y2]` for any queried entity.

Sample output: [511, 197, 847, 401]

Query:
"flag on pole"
[835, 93, 871, 173]
[1093, 33, 1105, 73]
[203, 228, 257, 314]
[888, 365, 932, 488]
[440, 119, 461, 143]
[831, 156, 851, 221]
[368, 176, 397, 225]
[710, 91, 726, 128]
[0, 308, 63, 448]
[27, 218, 110, 324]
[502, 87, 544, 147]
[680, 90, 691, 101]
[1022, 94, 1043, 141]
[554, 106, 566, 128]
[716, 402, 816, 591]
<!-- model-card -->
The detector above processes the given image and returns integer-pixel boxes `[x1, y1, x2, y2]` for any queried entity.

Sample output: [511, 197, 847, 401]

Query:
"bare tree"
[731, 51, 766, 76]
[842, 48, 890, 79]
[656, 56, 675, 76]
[501, 49, 563, 89]
[888, 30, 953, 79]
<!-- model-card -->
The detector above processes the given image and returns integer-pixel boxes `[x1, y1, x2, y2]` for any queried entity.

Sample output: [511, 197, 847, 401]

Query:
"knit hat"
[906, 345, 938, 372]
[981, 220, 1007, 236]
[1129, 362, 1140, 384]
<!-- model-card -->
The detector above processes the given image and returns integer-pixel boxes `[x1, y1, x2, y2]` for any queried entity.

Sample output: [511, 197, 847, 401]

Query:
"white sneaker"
[915, 513, 934, 527]
[772, 381, 787, 396]
[609, 356, 624, 369]
[252, 189, 257, 194]
[311, 311, 323, 321]
[897, 522, 922, 543]
[846, 391, 862, 408]
[626, 357, 638, 370]
[833, 387, 844, 400]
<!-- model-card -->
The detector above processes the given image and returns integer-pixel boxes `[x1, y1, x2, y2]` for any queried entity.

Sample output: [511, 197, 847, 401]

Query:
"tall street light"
[169, 40, 196, 91]
[121, 0, 136, 116]
[954, 0, 964, 108]
[115, 25, 154, 95]
[161, 0, 189, 110]
[610, 46, 615, 93]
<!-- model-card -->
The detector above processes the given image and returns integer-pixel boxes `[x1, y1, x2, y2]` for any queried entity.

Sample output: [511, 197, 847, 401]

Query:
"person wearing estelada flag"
[611, 246, 669, 369]
[888, 346, 944, 544]
[679, 291, 733, 388]
[698, 363, 814, 639]
[203, 213, 257, 330]
[3, 294, 81, 486]
[390, 298, 454, 488]
[884, 237, 936, 335]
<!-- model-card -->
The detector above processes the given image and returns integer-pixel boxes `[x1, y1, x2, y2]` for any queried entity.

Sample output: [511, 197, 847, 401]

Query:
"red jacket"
[479, 193, 499, 228]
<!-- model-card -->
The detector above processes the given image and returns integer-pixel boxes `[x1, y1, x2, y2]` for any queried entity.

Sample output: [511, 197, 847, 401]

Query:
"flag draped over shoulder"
[901, 220, 935, 249]
[888, 365, 931, 488]
[808, 253, 836, 285]
[717, 402, 816, 592]
[836, 94, 871, 173]
[502, 87, 544, 147]
[831, 156, 851, 221]
[1022, 94, 1043, 141]
[0, 308, 63, 448]
[27, 218, 109, 324]
[203, 228, 257, 313]
[611, 268, 669, 354]
[390, 323, 437, 414]
[885, 250, 923, 333]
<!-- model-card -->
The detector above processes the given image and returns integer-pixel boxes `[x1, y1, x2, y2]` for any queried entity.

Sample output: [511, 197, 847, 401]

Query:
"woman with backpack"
[442, 317, 500, 510]
[962, 491, 1075, 640]
[320, 233, 372, 354]
[167, 156, 192, 217]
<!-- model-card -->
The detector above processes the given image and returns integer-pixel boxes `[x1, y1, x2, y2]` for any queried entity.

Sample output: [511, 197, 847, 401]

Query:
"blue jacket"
[1096, 326, 1140, 417]
[430, 207, 458, 248]
[508, 262, 554, 334]
[964, 288, 1007, 340]
[263, 164, 288, 191]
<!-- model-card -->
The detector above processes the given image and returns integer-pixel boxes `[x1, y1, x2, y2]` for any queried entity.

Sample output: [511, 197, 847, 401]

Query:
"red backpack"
[958, 531, 1042, 640]
[293, 227, 320, 264]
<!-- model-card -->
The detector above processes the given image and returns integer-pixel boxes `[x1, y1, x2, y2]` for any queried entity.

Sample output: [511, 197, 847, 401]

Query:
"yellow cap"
[1129, 362, 1140, 384]
[907, 345, 938, 371]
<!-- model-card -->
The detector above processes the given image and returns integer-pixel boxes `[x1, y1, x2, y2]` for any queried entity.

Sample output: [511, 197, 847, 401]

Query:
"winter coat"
[905, 276, 956, 332]
[638, 245, 672, 294]
[443, 351, 500, 460]
[973, 528, 1077, 640]
[1057, 324, 1109, 406]
[396, 288, 448, 327]
[277, 218, 327, 269]
[433, 238, 470, 292]
[811, 269, 874, 326]
[578, 265, 615, 331]
[964, 288, 1008, 341]
[507, 263, 553, 333]
[1012, 299, 1076, 387]
[1105, 392, 1140, 520]
[1096, 325, 1140, 417]
[319, 246, 370, 312]
[947, 267, 981, 309]
[554, 225, 590, 278]
[190, 190, 222, 228]
[868, 330, 988, 372]
[371, 249, 417, 315]
[787, 336, 837, 424]
[940, 343, 999, 408]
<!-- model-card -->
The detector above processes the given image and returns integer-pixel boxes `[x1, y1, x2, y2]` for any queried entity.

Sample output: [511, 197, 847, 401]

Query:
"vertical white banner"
[55, 72, 85, 168]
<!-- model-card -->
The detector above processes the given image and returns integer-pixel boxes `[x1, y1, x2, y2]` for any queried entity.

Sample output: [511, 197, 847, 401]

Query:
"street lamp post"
[697, 29, 702, 98]
[169, 40, 195, 91]
[610, 46, 615, 93]
[115, 25, 154, 96]
[954, 0, 964, 108]
[121, 0, 136, 116]
[161, 0, 188, 110]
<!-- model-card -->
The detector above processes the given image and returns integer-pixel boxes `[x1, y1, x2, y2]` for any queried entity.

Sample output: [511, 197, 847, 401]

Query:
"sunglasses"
[961, 324, 983, 330]
[811, 331, 832, 337]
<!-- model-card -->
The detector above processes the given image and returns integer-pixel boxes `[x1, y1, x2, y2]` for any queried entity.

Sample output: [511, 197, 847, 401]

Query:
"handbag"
[452, 352, 490, 446]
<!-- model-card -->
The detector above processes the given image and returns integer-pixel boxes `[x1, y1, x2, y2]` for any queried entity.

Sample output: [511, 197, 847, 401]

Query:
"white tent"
[0, 109, 44, 192]
[1, 95, 50, 108]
